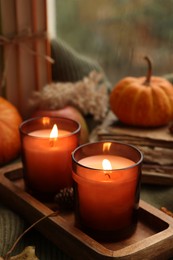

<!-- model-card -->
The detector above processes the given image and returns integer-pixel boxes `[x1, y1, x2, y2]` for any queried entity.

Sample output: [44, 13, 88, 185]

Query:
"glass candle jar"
[20, 116, 80, 200]
[72, 141, 143, 241]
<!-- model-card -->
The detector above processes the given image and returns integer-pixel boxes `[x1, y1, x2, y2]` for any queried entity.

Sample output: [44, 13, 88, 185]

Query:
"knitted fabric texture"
[0, 204, 71, 259]
[0, 204, 25, 257]
[51, 38, 104, 83]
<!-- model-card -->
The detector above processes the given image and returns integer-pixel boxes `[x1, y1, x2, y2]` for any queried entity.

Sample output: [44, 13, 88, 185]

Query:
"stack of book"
[0, 0, 52, 118]
[93, 111, 173, 185]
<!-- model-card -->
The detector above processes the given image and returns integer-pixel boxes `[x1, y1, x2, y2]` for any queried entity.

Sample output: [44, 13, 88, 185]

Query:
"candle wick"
[49, 138, 56, 147]
[105, 173, 111, 179]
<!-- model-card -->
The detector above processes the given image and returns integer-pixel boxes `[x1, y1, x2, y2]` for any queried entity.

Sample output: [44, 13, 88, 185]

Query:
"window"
[55, 0, 173, 85]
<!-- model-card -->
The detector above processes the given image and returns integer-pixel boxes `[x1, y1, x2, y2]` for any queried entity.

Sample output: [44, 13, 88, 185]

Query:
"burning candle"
[72, 141, 143, 241]
[20, 117, 80, 200]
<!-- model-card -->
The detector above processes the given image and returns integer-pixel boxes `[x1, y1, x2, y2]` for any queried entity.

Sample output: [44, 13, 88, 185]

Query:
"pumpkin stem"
[143, 56, 152, 85]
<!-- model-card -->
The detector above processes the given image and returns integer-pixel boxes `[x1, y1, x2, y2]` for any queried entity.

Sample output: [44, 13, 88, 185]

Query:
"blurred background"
[55, 0, 173, 85]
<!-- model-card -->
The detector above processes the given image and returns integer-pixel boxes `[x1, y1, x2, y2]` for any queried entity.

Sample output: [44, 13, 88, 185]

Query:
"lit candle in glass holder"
[20, 116, 80, 200]
[72, 141, 143, 241]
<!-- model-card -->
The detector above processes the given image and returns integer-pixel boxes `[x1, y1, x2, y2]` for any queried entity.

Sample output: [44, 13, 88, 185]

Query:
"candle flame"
[42, 117, 50, 126]
[103, 142, 111, 152]
[50, 124, 58, 138]
[102, 159, 112, 170]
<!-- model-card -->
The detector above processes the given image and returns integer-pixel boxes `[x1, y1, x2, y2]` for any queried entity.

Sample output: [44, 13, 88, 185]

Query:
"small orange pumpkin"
[0, 97, 22, 165]
[110, 57, 173, 127]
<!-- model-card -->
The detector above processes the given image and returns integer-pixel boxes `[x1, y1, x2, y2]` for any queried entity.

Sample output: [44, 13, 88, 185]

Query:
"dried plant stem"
[4, 211, 59, 260]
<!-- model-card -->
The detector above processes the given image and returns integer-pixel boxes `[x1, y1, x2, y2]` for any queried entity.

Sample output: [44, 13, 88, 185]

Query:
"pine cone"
[54, 187, 74, 211]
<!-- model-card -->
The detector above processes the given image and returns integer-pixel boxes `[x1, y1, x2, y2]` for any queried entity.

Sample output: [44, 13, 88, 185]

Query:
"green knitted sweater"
[51, 38, 103, 83]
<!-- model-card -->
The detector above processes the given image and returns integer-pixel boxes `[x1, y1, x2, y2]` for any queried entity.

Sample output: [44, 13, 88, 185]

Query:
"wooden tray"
[1, 162, 173, 259]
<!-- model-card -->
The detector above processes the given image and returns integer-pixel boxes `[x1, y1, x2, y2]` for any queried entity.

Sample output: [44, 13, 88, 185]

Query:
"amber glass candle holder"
[20, 116, 80, 200]
[72, 141, 143, 241]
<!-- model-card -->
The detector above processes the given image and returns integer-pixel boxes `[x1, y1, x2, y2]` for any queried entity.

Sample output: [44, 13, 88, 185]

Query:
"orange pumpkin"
[110, 57, 173, 127]
[0, 97, 22, 165]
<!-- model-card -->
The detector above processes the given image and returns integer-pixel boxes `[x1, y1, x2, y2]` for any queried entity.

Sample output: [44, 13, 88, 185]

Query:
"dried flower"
[30, 70, 110, 121]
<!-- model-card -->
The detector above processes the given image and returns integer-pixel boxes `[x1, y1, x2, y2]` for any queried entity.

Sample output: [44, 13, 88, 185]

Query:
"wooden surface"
[0, 162, 173, 259]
